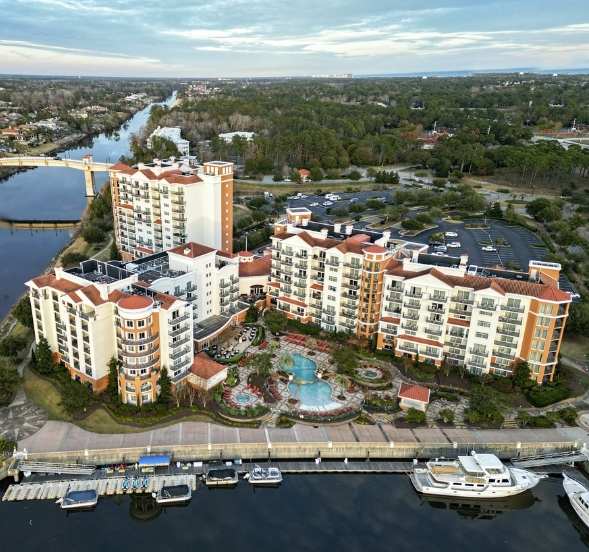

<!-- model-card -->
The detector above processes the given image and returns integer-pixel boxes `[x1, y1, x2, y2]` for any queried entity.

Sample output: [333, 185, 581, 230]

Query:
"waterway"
[0, 475, 588, 551]
[0, 93, 176, 323]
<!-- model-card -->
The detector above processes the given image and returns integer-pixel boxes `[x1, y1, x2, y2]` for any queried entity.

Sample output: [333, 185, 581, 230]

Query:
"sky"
[1, 0, 589, 77]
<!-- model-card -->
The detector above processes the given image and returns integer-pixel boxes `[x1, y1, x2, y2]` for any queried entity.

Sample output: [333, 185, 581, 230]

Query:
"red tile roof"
[109, 162, 131, 171]
[154, 292, 181, 310]
[135, 246, 155, 255]
[299, 169, 310, 175]
[347, 233, 371, 243]
[190, 352, 227, 380]
[168, 242, 217, 258]
[159, 174, 203, 185]
[268, 281, 280, 288]
[380, 317, 400, 324]
[239, 255, 271, 278]
[398, 382, 431, 403]
[537, 287, 571, 302]
[238, 251, 253, 257]
[397, 334, 443, 348]
[278, 296, 308, 308]
[118, 295, 153, 310]
[77, 286, 106, 306]
[29, 273, 84, 294]
[310, 284, 324, 291]
[364, 245, 388, 254]
[447, 317, 470, 327]
[118, 204, 133, 210]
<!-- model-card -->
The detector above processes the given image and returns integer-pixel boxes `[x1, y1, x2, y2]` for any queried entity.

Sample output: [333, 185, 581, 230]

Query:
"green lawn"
[561, 335, 589, 361]
[24, 368, 72, 423]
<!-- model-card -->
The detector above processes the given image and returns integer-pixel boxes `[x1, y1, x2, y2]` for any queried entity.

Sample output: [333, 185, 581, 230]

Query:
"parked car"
[569, 292, 581, 299]
[310, 202, 319, 207]
[445, 231, 458, 238]
[481, 246, 497, 252]
[349, 198, 359, 203]
[446, 242, 461, 248]
[434, 245, 447, 252]
[300, 195, 308, 199]
[323, 201, 333, 206]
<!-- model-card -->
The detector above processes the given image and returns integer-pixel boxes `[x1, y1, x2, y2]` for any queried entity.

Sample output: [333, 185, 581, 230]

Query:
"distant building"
[218, 131, 255, 143]
[147, 126, 190, 156]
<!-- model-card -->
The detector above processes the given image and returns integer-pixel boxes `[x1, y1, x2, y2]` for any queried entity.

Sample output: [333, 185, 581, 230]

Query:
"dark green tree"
[0, 336, 27, 359]
[245, 304, 259, 323]
[264, 309, 288, 334]
[158, 366, 172, 404]
[82, 224, 106, 245]
[468, 384, 511, 423]
[109, 242, 122, 261]
[512, 360, 531, 388]
[309, 167, 324, 182]
[330, 346, 358, 375]
[12, 297, 33, 328]
[348, 170, 362, 181]
[34, 336, 53, 375]
[0, 357, 19, 401]
[107, 356, 119, 399]
[58, 380, 95, 415]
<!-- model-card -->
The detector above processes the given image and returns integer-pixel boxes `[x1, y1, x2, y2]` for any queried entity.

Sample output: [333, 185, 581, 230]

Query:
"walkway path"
[0, 343, 48, 443]
[91, 233, 114, 260]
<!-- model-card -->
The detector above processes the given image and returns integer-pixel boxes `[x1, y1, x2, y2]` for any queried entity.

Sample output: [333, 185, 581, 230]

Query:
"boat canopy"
[139, 455, 170, 467]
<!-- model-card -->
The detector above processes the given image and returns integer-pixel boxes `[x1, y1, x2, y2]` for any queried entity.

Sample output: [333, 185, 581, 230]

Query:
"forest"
[123, 75, 589, 185]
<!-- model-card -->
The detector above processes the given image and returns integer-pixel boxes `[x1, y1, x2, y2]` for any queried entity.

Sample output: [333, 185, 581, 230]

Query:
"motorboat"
[141, 475, 149, 491]
[122, 476, 130, 492]
[152, 484, 192, 504]
[244, 465, 283, 486]
[131, 475, 139, 491]
[563, 473, 589, 531]
[410, 451, 542, 498]
[204, 467, 239, 487]
[56, 489, 99, 510]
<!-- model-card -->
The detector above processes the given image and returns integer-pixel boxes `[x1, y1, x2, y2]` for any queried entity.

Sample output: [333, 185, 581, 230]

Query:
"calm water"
[0, 475, 587, 552]
[0, 93, 176, 322]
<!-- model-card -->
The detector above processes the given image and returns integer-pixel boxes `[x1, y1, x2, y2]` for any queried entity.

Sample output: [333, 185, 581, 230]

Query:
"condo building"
[26, 241, 271, 404]
[146, 126, 190, 156]
[108, 158, 234, 261]
[269, 209, 571, 383]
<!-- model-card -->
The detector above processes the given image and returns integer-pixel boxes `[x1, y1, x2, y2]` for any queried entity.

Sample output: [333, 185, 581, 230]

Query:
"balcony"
[452, 296, 474, 305]
[169, 347, 190, 361]
[428, 295, 448, 303]
[421, 349, 442, 360]
[295, 253, 309, 260]
[385, 305, 401, 315]
[498, 316, 522, 325]
[475, 303, 496, 312]
[168, 324, 190, 337]
[445, 341, 466, 350]
[497, 327, 520, 337]
[340, 311, 356, 320]
[397, 344, 418, 354]
[341, 282, 359, 290]
[404, 302, 421, 309]
[501, 304, 524, 313]
[470, 348, 488, 357]
[281, 250, 294, 257]
[493, 349, 515, 360]
[405, 291, 423, 299]
[468, 359, 487, 368]
[449, 308, 472, 317]
[341, 321, 357, 330]
[426, 318, 444, 326]
[446, 352, 465, 361]
[494, 340, 517, 349]
[170, 335, 191, 349]
[122, 356, 160, 371]
[386, 285, 403, 292]
[424, 328, 443, 337]
[121, 333, 159, 346]
[170, 312, 190, 324]
[341, 292, 359, 300]
[325, 259, 340, 267]
[121, 345, 160, 358]
[491, 362, 513, 372]
[427, 306, 446, 314]
[321, 318, 336, 325]
[386, 295, 402, 303]
[294, 281, 306, 289]
[402, 313, 420, 321]
[401, 323, 418, 332]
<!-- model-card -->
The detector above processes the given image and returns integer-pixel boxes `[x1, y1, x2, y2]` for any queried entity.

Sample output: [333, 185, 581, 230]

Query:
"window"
[477, 320, 491, 328]
[534, 329, 548, 339]
[328, 286, 336, 292]
[126, 320, 134, 328]
[328, 295, 336, 301]
[481, 298, 494, 307]
[126, 332, 133, 339]
[329, 276, 337, 282]
[475, 332, 488, 339]
[138, 332, 146, 340]
[506, 298, 521, 308]
[137, 320, 145, 328]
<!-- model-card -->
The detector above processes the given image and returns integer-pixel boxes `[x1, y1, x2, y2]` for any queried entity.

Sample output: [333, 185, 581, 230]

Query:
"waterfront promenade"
[12, 420, 588, 468]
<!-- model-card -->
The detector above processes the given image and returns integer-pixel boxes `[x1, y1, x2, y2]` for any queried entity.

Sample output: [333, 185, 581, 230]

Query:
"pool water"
[235, 395, 251, 404]
[285, 354, 334, 407]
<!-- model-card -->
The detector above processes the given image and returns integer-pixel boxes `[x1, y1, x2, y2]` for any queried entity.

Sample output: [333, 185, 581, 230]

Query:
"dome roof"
[363, 245, 388, 254]
[118, 295, 153, 310]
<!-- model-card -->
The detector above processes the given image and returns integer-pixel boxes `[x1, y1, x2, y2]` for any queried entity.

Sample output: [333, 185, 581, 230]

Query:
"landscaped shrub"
[528, 384, 571, 407]
[439, 409, 455, 423]
[437, 392, 459, 401]
[490, 378, 513, 393]
[532, 416, 553, 428]
[557, 406, 579, 425]
[288, 319, 322, 335]
[405, 408, 427, 424]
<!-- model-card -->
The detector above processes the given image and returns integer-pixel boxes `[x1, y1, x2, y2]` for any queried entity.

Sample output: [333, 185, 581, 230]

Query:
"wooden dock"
[237, 461, 415, 474]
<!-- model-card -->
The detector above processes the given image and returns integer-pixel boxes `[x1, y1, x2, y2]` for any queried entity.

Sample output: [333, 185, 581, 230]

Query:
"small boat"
[204, 467, 239, 487]
[244, 465, 283, 486]
[56, 489, 99, 510]
[141, 475, 149, 491]
[122, 476, 130, 492]
[410, 451, 542, 498]
[152, 484, 192, 504]
[131, 475, 139, 491]
[563, 473, 589, 530]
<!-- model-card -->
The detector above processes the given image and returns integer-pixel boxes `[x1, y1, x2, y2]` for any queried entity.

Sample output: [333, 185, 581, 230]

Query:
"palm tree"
[266, 341, 280, 355]
[306, 338, 317, 350]
[334, 374, 350, 396]
[279, 353, 296, 373]
[293, 376, 303, 398]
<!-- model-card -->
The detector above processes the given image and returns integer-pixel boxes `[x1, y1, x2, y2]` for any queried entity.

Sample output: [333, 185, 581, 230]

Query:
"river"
[0, 93, 176, 323]
[0, 475, 587, 551]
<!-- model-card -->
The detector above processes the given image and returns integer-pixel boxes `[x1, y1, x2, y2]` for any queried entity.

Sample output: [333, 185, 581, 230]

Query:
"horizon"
[1, 1, 589, 77]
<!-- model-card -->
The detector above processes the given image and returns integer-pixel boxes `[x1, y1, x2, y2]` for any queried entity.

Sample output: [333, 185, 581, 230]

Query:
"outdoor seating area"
[258, 340, 269, 350]
[290, 406, 358, 418]
[237, 354, 255, 367]
[265, 379, 283, 401]
[283, 333, 331, 354]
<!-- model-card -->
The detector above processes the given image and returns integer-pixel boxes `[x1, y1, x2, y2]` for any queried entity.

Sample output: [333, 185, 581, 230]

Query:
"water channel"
[0, 93, 176, 323]
[0, 475, 588, 551]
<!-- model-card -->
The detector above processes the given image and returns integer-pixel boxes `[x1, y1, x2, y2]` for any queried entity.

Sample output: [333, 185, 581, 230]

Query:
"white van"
[466, 265, 478, 276]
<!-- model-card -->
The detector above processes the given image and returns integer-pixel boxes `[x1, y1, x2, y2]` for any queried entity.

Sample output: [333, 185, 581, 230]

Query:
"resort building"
[268, 213, 571, 383]
[109, 158, 234, 261]
[146, 126, 190, 156]
[26, 240, 270, 404]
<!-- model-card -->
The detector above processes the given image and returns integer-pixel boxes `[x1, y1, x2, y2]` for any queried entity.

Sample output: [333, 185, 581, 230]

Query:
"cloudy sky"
[1, 0, 588, 77]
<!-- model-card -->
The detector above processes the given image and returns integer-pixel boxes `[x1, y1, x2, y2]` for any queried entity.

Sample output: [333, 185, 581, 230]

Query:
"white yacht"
[152, 484, 192, 504]
[563, 473, 589, 530]
[244, 465, 283, 486]
[410, 451, 542, 498]
[56, 488, 99, 510]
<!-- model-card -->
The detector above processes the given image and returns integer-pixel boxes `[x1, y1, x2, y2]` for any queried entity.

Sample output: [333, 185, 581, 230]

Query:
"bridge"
[0, 155, 110, 197]
[0, 219, 82, 231]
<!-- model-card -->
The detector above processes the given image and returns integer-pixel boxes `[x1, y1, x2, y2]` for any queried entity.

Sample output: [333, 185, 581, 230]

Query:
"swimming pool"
[285, 353, 335, 407]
